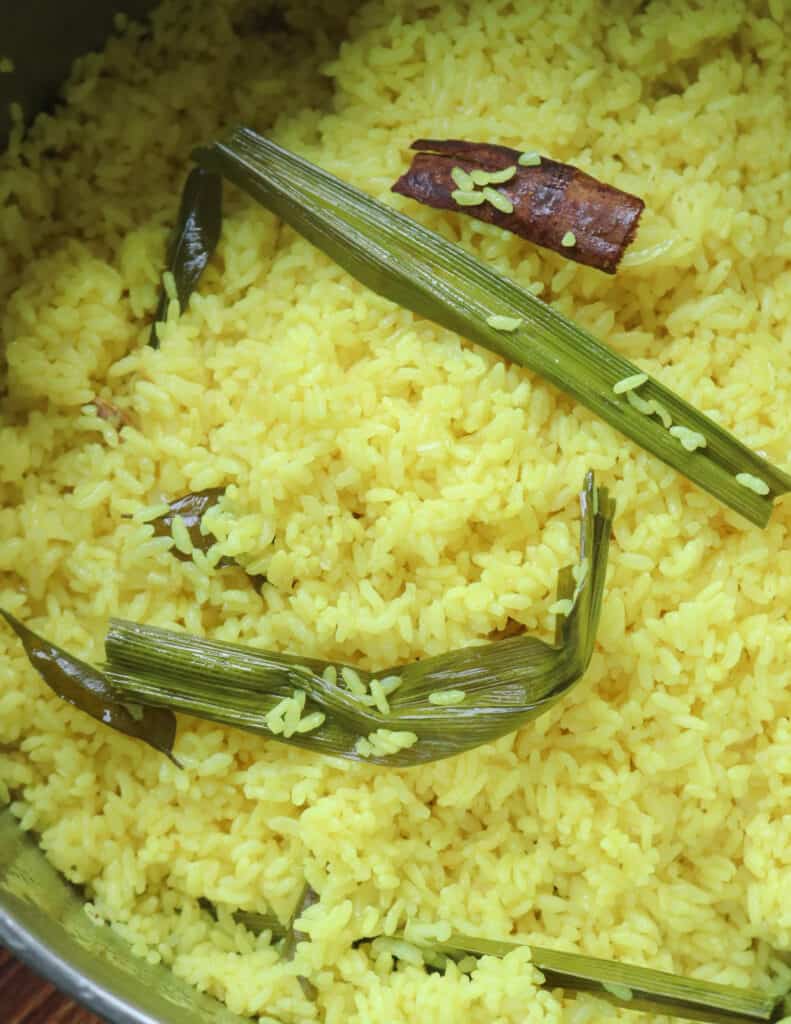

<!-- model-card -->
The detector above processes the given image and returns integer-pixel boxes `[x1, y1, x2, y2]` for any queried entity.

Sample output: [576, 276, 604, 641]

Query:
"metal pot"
[0, 7, 245, 1020]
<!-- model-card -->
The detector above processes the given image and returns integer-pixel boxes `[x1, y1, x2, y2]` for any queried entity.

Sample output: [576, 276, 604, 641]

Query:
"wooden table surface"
[0, 947, 104, 1024]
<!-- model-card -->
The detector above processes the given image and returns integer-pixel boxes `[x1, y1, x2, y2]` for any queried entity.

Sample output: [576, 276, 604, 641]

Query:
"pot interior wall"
[0, 0, 157, 146]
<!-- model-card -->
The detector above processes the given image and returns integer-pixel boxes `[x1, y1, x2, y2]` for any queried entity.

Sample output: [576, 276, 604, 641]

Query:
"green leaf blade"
[104, 473, 613, 766]
[409, 934, 780, 1024]
[192, 128, 790, 526]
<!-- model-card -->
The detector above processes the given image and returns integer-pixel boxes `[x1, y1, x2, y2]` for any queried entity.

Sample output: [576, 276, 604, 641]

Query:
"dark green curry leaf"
[148, 488, 267, 589]
[149, 487, 235, 565]
[149, 166, 223, 348]
[0, 610, 179, 765]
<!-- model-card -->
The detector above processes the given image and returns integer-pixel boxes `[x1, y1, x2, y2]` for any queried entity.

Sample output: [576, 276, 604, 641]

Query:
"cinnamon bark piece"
[392, 139, 644, 274]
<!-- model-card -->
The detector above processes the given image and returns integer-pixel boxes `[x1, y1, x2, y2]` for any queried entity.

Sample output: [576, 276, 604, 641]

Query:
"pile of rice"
[1, 1, 789, 1021]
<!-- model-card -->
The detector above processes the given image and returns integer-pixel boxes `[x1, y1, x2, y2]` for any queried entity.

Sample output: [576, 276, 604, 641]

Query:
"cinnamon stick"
[392, 139, 644, 274]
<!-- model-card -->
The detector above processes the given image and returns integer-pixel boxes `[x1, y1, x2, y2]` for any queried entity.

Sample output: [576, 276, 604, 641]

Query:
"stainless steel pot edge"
[0, 809, 249, 1023]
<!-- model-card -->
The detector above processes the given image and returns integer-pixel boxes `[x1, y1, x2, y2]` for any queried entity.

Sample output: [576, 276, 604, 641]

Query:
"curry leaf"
[150, 166, 223, 348]
[149, 488, 236, 565]
[147, 488, 267, 589]
[0, 610, 179, 764]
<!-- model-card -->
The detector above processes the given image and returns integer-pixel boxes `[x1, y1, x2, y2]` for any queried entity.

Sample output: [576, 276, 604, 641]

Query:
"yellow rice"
[1, 1, 790, 1021]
